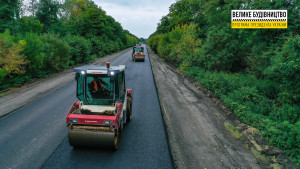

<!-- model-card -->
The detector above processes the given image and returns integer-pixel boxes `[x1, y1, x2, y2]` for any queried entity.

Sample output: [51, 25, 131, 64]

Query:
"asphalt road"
[0, 46, 172, 169]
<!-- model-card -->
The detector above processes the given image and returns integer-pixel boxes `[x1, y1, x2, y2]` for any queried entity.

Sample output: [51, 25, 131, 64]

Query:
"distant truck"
[66, 62, 133, 150]
[132, 46, 145, 62]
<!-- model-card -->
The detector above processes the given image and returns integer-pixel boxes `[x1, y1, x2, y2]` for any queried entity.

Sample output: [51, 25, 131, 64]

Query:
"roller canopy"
[74, 65, 126, 75]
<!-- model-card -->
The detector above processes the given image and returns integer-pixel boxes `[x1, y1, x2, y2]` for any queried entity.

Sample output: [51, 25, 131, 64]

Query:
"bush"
[90, 36, 105, 57]
[226, 87, 272, 116]
[264, 35, 300, 104]
[149, 24, 202, 66]
[157, 34, 172, 61]
[18, 17, 44, 34]
[41, 34, 71, 71]
[0, 29, 27, 82]
[148, 34, 162, 53]
[272, 105, 300, 124]
[0, 75, 31, 91]
[22, 32, 45, 76]
[197, 26, 242, 72]
[172, 24, 201, 66]
[125, 34, 138, 47]
[261, 120, 300, 160]
[64, 34, 92, 65]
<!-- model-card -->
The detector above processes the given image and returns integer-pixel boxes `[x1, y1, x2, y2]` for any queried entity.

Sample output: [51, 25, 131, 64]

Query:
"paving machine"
[66, 62, 132, 150]
[132, 46, 145, 62]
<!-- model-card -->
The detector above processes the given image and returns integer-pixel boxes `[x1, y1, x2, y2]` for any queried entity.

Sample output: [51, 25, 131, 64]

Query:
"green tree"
[36, 0, 59, 31]
[0, 0, 21, 32]
[18, 17, 44, 34]
[265, 35, 300, 104]
[64, 34, 92, 65]
[0, 29, 27, 81]
[172, 24, 201, 68]
[41, 34, 70, 71]
[22, 32, 45, 75]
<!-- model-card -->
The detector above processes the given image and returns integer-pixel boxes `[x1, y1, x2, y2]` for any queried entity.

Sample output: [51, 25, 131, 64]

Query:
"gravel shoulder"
[148, 46, 263, 169]
[0, 48, 130, 118]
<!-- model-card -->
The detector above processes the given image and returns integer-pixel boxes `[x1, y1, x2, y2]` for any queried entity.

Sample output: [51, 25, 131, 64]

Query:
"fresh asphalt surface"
[0, 46, 172, 169]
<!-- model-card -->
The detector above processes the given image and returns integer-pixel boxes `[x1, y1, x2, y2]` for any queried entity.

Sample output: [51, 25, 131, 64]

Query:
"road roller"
[132, 46, 145, 62]
[66, 62, 133, 150]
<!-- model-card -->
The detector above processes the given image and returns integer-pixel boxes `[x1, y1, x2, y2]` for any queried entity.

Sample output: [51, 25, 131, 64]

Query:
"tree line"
[0, 0, 138, 92]
[148, 0, 299, 164]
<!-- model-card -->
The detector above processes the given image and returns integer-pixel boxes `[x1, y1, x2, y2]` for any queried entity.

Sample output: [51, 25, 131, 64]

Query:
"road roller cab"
[66, 62, 133, 150]
[132, 46, 145, 62]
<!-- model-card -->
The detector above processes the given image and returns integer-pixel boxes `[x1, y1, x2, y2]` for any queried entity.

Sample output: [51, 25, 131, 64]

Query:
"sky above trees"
[95, 0, 175, 38]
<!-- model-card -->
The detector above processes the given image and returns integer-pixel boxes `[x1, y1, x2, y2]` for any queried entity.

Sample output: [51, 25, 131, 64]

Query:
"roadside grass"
[224, 122, 242, 140]
[270, 162, 282, 169]
[184, 66, 300, 165]
[251, 148, 269, 164]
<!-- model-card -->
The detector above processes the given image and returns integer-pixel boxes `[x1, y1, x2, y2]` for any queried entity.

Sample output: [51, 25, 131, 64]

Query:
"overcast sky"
[94, 0, 176, 39]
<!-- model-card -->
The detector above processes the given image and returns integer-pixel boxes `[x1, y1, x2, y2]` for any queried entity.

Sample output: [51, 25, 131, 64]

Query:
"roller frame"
[66, 89, 132, 149]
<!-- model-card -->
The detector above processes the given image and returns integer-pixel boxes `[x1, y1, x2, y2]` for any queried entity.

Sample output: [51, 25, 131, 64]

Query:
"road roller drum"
[68, 127, 118, 149]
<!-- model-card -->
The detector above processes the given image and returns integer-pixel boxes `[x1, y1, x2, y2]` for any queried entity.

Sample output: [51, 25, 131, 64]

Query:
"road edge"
[146, 45, 186, 169]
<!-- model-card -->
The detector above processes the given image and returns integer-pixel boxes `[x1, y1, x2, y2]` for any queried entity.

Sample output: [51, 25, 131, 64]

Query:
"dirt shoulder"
[148, 46, 266, 169]
[0, 48, 131, 118]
